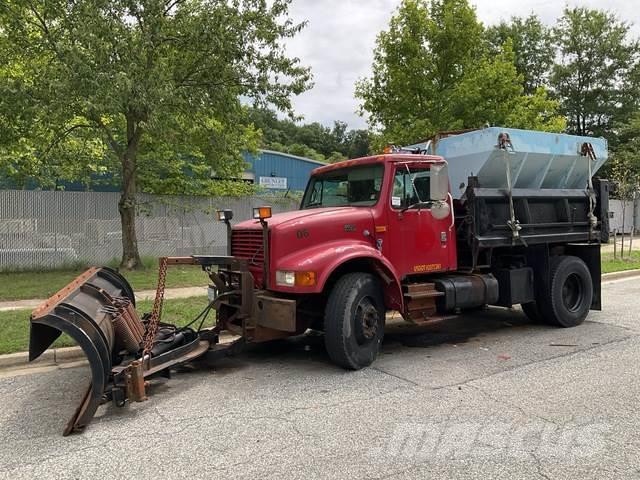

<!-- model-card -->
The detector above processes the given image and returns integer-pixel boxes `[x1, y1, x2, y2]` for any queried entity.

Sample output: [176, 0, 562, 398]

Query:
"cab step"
[402, 282, 444, 323]
[404, 290, 445, 300]
[405, 282, 437, 293]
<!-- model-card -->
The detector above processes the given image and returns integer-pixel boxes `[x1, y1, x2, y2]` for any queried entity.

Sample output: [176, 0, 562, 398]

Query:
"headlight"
[276, 270, 316, 287]
[276, 270, 295, 286]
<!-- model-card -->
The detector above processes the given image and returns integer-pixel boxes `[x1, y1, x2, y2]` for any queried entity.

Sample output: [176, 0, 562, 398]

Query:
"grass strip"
[0, 296, 212, 355]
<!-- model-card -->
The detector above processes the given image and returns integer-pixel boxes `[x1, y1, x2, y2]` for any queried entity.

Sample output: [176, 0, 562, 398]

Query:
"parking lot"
[0, 276, 639, 479]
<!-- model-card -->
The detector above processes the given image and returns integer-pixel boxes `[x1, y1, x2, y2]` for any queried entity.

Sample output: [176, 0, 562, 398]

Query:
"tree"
[343, 129, 371, 158]
[486, 14, 554, 95]
[0, 0, 311, 269]
[356, 0, 564, 145]
[610, 113, 640, 254]
[326, 151, 347, 164]
[452, 42, 565, 132]
[246, 108, 371, 160]
[551, 7, 640, 140]
[356, 0, 483, 144]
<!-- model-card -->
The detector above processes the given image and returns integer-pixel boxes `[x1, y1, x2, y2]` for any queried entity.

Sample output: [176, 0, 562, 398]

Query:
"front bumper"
[189, 255, 303, 342]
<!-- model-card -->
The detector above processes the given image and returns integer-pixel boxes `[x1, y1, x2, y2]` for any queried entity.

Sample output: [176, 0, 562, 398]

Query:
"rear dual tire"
[522, 255, 593, 328]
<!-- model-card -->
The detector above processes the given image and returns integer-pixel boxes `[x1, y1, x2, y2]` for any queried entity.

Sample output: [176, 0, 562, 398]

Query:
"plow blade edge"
[29, 267, 136, 435]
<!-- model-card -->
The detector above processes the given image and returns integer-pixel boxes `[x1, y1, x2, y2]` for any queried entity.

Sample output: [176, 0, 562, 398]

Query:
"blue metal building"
[0, 149, 324, 193]
[242, 150, 325, 192]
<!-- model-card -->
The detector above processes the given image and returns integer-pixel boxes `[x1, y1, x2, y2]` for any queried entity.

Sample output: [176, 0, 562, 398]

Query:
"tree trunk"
[119, 119, 143, 270]
[631, 193, 637, 256]
[621, 200, 626, 259]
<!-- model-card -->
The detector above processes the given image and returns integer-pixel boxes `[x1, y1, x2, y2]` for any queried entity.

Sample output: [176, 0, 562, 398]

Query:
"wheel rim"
[562, 273, 584, 313]
[354, 297, 379, 345]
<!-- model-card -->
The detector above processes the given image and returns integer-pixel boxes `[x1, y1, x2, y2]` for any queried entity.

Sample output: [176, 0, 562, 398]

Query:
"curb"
[0, 346, 85, 370]
[602, 269, 640, 282]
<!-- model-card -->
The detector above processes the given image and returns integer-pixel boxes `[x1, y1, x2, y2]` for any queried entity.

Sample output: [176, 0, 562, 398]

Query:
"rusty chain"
[142, 256, 168, 356]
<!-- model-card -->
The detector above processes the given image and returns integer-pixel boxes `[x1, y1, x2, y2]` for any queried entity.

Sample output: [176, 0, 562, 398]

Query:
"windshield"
[301, 164, 384, 209]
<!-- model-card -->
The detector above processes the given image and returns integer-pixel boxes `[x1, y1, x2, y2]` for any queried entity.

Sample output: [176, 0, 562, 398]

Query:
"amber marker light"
[253, 206, 272, 220]
[295, 271, 316, 287]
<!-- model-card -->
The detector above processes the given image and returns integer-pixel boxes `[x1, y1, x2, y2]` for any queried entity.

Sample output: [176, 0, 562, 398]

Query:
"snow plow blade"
[29, 265, 210, 435]
[29, 267, 135, 434]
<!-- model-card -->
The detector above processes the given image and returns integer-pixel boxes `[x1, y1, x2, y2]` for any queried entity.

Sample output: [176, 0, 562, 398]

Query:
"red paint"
[233, 155, 457, 311]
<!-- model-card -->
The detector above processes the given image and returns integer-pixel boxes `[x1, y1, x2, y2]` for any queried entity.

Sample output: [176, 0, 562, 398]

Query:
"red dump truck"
[29, 127, 609, 434]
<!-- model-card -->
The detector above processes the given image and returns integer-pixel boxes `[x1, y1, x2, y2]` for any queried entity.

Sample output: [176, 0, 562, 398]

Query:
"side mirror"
[430, 163, 449, 202]
[430, 201, 451, 220]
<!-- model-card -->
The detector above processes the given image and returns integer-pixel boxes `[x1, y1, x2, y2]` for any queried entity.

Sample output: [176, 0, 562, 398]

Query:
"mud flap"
[29, 267, 135, 435]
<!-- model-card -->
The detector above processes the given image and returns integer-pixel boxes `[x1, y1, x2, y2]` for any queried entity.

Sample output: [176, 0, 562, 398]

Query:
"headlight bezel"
[275, 270, 316, 287]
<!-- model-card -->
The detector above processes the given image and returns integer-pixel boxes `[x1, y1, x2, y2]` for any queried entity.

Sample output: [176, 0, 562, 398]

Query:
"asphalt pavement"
[0, 277, 639, 479]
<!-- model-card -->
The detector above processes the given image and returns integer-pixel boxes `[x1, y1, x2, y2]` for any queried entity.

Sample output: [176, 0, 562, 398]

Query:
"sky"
[284, 0, 640, 130]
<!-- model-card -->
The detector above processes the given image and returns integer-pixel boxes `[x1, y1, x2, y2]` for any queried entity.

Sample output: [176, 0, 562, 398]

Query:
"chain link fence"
[0, 190, 299, 270]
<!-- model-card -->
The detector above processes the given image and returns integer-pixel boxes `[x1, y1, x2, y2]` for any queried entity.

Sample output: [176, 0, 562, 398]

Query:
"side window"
[309, 181, 323, 205]
[391, 168, 430, 209]
[391, 173, 405, 208]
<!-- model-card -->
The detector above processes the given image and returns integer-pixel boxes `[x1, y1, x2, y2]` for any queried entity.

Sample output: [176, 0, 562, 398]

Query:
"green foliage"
[0, 0, 311, 188]
[486, 15, 554, 95]
[610, 113, 640, 202]
[247, 108, 370, 161]
[0, 0, 311, 267]
[551, 7, 640, 139]
[356, 0, 565, 145]
[356, 0, 481, 143]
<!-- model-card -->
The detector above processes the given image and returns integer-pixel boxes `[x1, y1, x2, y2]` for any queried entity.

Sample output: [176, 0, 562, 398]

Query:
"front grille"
[231, 229, 264, 266]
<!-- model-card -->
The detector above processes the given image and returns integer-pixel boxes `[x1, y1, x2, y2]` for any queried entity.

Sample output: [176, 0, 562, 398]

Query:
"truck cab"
[301, 156, 457, 279]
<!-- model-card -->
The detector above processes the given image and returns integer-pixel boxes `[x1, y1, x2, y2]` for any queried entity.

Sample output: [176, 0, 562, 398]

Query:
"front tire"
[324, 273, 385, 370]
[538, 255, 593, 328]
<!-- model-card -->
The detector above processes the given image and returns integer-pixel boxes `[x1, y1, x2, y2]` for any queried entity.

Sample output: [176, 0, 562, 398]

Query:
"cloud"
[285, 0, 398, 129]
[284, 0, 640, 130]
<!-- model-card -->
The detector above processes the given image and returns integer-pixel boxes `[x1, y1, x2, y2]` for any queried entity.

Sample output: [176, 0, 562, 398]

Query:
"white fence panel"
[0, 191, 298, 270]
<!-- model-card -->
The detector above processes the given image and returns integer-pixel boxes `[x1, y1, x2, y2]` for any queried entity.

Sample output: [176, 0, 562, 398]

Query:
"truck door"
[385, 164, 455, 278]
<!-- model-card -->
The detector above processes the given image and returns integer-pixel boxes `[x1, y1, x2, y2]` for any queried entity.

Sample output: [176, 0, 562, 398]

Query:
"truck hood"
[235, 207, 377, 281]
[234, 207, 373, 230]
